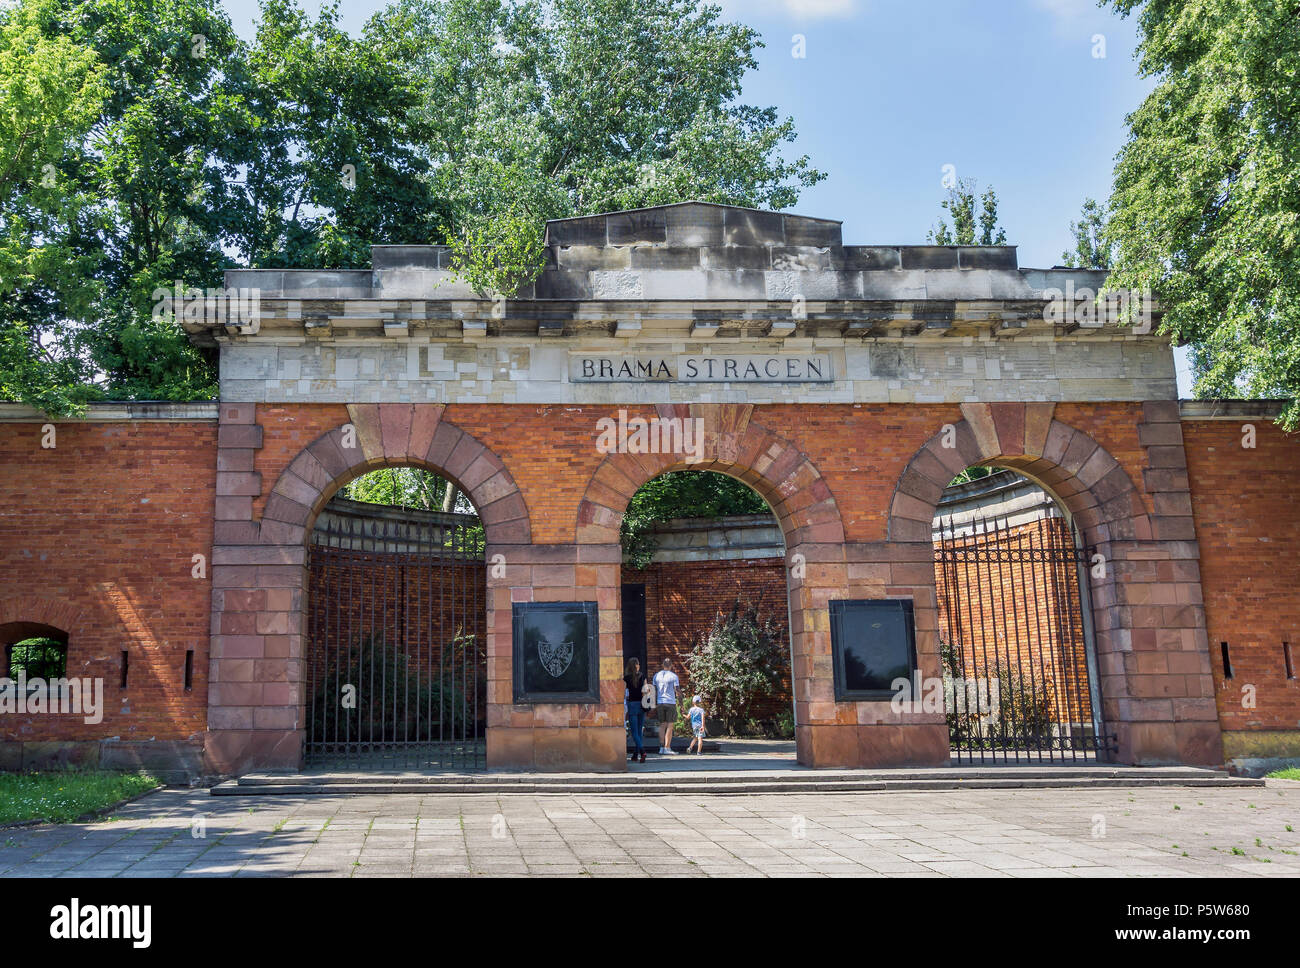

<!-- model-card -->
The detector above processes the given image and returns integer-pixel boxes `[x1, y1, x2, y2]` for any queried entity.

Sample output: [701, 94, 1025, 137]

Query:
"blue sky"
[221, 0, 1189, 391]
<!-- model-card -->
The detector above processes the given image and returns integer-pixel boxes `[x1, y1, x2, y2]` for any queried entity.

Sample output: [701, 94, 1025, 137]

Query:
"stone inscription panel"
[570, 353, 834, 383]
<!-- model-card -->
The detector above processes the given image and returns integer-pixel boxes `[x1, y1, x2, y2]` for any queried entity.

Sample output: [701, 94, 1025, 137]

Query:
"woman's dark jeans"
[626, 702, 646, 755]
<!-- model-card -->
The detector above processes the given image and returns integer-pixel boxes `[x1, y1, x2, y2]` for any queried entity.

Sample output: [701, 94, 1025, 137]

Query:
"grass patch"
[0, 770, 158, 825]
[1266, 767, 1300, 781]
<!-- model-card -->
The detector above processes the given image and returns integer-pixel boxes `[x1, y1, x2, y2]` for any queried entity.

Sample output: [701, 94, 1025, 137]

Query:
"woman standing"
[624, 658, 647, 763]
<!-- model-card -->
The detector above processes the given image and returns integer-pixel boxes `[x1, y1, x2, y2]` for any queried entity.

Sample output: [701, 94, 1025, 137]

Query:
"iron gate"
[934, 511, 1114, 763]
[306, 506, 486, 770]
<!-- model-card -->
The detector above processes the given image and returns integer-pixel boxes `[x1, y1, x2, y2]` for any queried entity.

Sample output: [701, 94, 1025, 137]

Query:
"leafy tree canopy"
[928, 177, 1008, 246]
[1061, 197, 1112, 270]
[622, 470, 769, 568]
[370, 0, 825, 294]
[0, 0, 108, 413]
[0, 0, 823, 411]
[341, 467, 464, 512]
[1104, 0, 1300, 426]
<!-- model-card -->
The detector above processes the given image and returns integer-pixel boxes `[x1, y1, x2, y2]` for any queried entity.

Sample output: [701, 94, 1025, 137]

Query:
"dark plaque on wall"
[512, 601, 600, 703]
[829, 599, 917, 701]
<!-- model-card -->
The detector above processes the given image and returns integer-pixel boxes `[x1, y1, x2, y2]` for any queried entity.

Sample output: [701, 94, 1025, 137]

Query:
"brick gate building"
[2, 202, 1297, 779]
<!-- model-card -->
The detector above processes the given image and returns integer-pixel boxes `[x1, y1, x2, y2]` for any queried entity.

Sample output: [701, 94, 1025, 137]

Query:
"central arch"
[574, 403, 846, 767]
[576, 404, 845, 547]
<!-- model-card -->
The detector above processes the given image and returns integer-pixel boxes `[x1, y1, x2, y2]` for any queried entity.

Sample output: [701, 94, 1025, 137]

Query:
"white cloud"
[719, 0, 860, 21]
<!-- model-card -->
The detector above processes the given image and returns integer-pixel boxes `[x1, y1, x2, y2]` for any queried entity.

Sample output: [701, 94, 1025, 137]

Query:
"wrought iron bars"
[306, 507, 487, 771]
[934, 510, 1115, 764]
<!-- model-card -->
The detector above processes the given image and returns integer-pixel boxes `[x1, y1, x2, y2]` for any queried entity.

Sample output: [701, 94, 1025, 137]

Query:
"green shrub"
[7, 637, 65, 679]
[941, 639, 1059, 749]
[683, 598, 789, 736]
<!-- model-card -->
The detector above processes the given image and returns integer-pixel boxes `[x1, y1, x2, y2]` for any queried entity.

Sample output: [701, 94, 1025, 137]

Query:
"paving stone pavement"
[1, 784, 1297, 878]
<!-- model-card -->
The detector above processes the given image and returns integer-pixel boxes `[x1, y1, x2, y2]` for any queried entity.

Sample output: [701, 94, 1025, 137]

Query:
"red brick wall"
[1184, 419, 1300, 732]
[0, 420, 216, 746]
[438, 402, 1155, 546]
[251, 404, 350, 519]
[628, 557, 792, 726]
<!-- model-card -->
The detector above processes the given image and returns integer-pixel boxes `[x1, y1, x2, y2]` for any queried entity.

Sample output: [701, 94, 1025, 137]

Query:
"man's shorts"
[656, 704, 676, 724]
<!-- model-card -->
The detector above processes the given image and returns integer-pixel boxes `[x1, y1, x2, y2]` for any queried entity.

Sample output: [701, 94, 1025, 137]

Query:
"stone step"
[211, 767, 1262, 796]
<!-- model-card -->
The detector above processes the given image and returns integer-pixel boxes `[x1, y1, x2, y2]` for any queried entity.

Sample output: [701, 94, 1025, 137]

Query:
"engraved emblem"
[538, 636, 574, 678]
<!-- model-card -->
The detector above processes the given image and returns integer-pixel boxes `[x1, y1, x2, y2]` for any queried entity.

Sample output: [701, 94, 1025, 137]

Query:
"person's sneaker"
[658, 747, 666, 754]
[663, 749, 678, 755]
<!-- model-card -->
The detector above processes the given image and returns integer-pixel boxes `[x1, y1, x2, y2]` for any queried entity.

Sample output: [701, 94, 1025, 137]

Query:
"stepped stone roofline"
[198, 201, 1139, 345]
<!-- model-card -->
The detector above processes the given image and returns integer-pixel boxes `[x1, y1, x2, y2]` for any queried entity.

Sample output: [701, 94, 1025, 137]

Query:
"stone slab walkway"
[1, 783, 1297, 877]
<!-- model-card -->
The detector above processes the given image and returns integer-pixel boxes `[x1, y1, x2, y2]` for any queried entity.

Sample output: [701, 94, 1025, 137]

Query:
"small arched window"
[2, 623, 69, 680]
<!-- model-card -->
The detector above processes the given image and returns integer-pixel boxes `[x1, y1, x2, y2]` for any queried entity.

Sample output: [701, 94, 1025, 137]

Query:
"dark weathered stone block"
[900, 246, 959, 269]
[629, 246, 701, 269]
[958, 246, 1018, 270]
[533, 270, 592, 300]
[607, 210, 667, 245]
[842, 246, 903, 270]
[724, 208, 785, 246]
[665, 203, 725, 246]
[783, 216, 842, 247]
[545, 215, 607, 246]
[701, 245, 770, 270]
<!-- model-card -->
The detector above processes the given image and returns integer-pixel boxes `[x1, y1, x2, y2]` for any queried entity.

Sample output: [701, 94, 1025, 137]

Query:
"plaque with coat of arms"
[512, 602, 599, 702]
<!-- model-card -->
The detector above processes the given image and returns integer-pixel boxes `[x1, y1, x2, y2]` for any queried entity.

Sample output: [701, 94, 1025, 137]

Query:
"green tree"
[0, 0, 107, 414]
[341, 467, 455, 511]
[61, 0, 243, 402]
[1, 0, 824, 411]
[1104, 0, 1300, 426]
[219, 0, 443, 270]
[621, 470, 769, 568]
[373, 0, 826, 295]
[1061, 197, 1112, 269]
[928, 177, 1007, 245]
[339, 468, 485, 553]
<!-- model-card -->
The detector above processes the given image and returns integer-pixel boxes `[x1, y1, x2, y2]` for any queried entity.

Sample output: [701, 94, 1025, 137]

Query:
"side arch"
[887, 403, 1151, 545]
[575, 403, 845, 547]
[257, 403, 531, 545]
[205, 403, 530, 776]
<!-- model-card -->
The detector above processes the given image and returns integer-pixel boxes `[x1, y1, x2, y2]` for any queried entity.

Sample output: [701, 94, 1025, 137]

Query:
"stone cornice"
[1179, 399, 1290, 420]
[0, 401, 219, 422]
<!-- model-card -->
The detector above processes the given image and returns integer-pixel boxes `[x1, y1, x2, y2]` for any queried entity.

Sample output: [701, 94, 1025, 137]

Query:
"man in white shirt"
[651, 657, 681, 754]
